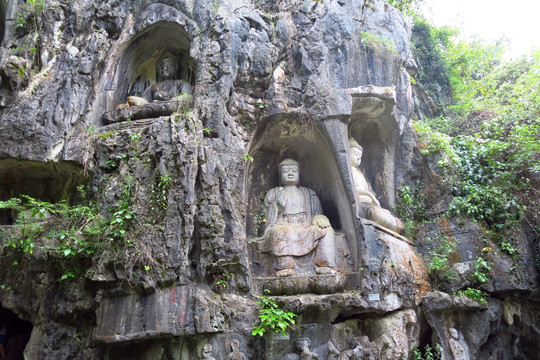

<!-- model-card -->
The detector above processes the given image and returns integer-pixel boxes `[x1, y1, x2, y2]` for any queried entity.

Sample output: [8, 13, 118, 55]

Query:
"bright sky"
[422, 0, 540, 58]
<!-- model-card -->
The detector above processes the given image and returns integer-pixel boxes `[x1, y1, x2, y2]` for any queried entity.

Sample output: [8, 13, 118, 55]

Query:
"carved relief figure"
[129, 52, 192, 103]
[227, 339, 246, 360]
[349, 138, 403, 234]
[261, 159, 336, 277]
[201, 343, 216, 360]
[285, 339, 319, 360]
[339, 336, 376, 360]
[448, 328, 467, 360]
[298, 339, 319, 360]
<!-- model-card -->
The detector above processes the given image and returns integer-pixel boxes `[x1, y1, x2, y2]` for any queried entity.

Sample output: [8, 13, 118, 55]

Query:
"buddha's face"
[159, 57, 176, 79]
[280, 164, 299, 186]
[351, 147, 363, 167]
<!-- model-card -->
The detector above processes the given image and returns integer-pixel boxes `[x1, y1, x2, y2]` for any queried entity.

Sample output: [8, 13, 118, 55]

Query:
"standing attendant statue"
[227, 339, 246, 360]
[260, 158, 336, 277]
[349, 139, 403, 234]
[201, 343, 216, 360]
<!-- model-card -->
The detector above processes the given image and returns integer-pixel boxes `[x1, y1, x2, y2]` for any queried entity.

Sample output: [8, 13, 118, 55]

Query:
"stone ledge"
[253, 272, 362, 296]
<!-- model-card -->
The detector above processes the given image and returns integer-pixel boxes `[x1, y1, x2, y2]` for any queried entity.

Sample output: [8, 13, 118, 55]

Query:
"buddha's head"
[349, 138, 363, 168]
[279, 158, 300, 186]
[231, 339, 240, 352]
[203, 343, 213, 356]
[157, 52, 179, 81]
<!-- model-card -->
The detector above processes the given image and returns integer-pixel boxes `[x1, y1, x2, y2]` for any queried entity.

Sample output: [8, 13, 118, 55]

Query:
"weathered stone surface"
[422, 291, 489, 360]
[0, 0, 537, 359]
[94, 285, 227, 342]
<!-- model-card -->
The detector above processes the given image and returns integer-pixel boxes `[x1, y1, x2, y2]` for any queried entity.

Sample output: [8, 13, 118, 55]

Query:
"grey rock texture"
[0, 0, 537, 359]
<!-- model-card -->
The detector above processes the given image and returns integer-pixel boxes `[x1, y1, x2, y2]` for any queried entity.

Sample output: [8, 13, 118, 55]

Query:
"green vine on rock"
[149, 173, 172, 217]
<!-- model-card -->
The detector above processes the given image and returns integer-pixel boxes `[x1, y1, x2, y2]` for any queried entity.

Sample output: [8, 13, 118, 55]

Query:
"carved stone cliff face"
[0, 1, 537, 359]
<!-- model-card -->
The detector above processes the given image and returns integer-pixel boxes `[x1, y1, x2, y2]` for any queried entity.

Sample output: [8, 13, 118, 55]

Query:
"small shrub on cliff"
[395, 182, 427, 238]
[361, 31, 397, 55]
[252, 291, 297, 336]
[454, 287, 488, 305]
[413, 344, 442, 360]
[388, 0, 424, 16]
[471, 256, 491, 284]
[427, 234, 457, 284]
[0, 183, 138, 279]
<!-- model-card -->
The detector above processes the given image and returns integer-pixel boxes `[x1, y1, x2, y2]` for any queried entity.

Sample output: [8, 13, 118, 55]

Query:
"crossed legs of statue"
[359, 203, 404, 234]
[275, 231, 336, 277]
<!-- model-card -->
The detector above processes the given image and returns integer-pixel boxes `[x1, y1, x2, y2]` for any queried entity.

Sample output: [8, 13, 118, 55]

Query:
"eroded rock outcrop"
[0, 0, 537, 359]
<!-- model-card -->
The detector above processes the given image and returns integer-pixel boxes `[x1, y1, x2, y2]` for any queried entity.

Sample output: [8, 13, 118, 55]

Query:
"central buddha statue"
[129, 51, 192, 103]
[103, 52, 193, 124]
[261, 159, 336, 277]
[349, 138, 403, 234]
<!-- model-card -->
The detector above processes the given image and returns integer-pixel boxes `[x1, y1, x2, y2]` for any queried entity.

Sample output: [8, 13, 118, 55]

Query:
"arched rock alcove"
[0, 304, 33, 359]
[246, 114, 357, 279]
[102, 21, 196, 113]
[348, 89, 400, 208]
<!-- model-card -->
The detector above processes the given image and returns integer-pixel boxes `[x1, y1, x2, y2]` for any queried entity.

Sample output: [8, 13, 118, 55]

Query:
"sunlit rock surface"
[0, 0, 537, 359]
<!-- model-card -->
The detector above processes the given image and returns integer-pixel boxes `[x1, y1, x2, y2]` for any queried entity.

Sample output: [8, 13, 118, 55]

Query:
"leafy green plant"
[0, 190, 105, 267]
[453, 287, 488, 305]
[471, 256, 491, 284]
[209, 259, 237, 289]
[0, 181, 139, 281]
[394, 182, 427, 237]
[361, 31, 397, 55]
[243, 152, 254, 163]
[388, 0, 423, 16]
[413, 344, 442, 360]
[108, 184, 136, 242]
[150, 173, 172, 214]
[15, 0, 44, 30]
[500, 241, 518, 256]
[414, 121, 459, 163]
[427, 234, 457, 284]
[216, 274, 232, 288]
[60, 271, 76, 281]
[130, 132, 142, 142]
[252, 291, 297, 336]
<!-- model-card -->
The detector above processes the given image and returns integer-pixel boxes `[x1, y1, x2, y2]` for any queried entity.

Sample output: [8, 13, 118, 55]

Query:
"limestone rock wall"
[0, 0, 537, 359]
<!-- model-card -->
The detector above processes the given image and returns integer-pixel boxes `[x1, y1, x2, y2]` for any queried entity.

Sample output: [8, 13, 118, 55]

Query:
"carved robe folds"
[352, 166, 404, 233]
[263, 185, 336, 276]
